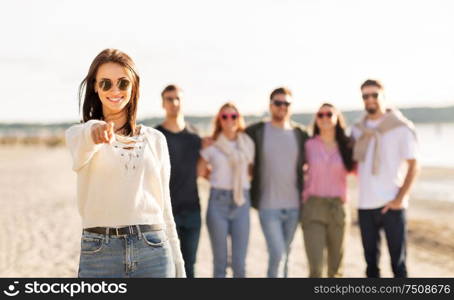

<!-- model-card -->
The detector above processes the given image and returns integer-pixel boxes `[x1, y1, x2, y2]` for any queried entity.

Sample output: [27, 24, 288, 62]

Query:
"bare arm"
[201, 137, 214, 149]
[197, 157, 211, 180]
[396, 159, 420, 201]
[381, 159, 420, 214]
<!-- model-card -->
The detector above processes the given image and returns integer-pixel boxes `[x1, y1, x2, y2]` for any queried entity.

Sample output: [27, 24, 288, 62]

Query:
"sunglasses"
[272, 100, 291, 107]
[98, 78, 131, 92]
[220, 113, 239, 120]
[164, 96, 180, 102]
[317, 112, 334, 119]
[362, 93, 379, 100]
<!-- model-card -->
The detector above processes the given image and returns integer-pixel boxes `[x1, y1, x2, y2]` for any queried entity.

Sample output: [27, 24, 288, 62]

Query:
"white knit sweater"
[65, 119, 185, 277]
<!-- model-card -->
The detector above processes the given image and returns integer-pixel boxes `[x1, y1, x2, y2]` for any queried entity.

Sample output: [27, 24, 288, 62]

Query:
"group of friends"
[66, 48, 419, 278]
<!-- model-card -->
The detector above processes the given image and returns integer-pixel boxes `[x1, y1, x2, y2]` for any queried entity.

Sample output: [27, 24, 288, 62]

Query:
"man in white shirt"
[351, 79, 420, 278]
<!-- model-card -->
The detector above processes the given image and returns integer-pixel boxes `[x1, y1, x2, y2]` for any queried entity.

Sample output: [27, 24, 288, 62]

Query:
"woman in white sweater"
[65, 48, 185, 278]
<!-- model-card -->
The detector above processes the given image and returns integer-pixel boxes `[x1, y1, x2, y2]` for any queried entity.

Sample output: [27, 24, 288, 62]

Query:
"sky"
[1, 0, 453, 123]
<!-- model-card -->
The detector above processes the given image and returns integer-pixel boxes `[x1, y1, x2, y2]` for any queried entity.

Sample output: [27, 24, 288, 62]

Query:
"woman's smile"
[106, 96, 125, 103]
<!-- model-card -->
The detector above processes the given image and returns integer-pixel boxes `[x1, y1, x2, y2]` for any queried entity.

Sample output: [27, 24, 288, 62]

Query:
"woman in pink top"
[301, 103, 355, 278]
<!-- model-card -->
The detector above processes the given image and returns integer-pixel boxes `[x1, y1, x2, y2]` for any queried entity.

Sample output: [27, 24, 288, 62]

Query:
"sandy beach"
[0, 146, 453, 277]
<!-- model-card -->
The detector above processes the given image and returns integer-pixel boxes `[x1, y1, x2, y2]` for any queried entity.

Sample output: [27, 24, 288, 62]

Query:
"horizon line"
[2, 104, 454, 125]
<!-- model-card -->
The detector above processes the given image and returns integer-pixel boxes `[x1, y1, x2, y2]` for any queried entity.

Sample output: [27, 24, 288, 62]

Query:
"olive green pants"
[301, 196, 349, 278]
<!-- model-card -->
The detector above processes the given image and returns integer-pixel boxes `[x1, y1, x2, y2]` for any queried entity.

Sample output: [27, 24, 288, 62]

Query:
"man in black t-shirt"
[155, 84, 202, 278]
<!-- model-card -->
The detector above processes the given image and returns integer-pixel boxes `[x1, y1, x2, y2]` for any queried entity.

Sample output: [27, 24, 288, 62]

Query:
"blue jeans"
[78, 227, 175, 278]
[259, 208, 300, 278]
[206, 188, 250, 278]
[174, 209, 201, 278]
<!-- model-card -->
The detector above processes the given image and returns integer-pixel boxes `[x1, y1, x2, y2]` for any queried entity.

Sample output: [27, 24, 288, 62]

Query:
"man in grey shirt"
[261, 122, 300, 210]
[245, 87, 308, 277]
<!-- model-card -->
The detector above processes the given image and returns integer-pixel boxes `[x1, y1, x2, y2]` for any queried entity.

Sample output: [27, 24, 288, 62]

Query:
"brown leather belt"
[84, 224, 163, 236]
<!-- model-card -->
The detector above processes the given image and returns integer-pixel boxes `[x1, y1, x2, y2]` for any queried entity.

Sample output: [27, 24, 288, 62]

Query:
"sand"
[0, 146, 453, 277]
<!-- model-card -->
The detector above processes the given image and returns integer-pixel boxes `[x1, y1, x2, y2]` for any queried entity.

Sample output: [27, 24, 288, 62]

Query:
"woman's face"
[219, 107, 239, 133]
[95, 62, 133, 115]
[316, 105, 338, 131]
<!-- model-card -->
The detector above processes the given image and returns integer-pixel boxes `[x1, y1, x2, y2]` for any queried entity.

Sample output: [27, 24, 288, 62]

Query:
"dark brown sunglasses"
[317, 112, 334, 119]
[362, 93, 379, 100]
[272, 100, 291, 107]
[98, 78, 131, 92]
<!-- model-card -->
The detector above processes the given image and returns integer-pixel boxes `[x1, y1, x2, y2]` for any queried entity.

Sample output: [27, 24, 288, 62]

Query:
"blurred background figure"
[302, 103, 355, 278]
[199, 102, 254, 277]
[245, 88, 308, 277]
[352, 79, 419, 278]
[156, 85, 203, 278]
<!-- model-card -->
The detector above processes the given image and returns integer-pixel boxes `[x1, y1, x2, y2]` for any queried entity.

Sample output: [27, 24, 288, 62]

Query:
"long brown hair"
[313, 103, 356, 172]
[79, 48, 140, 136]
[211, 102, 246, 140]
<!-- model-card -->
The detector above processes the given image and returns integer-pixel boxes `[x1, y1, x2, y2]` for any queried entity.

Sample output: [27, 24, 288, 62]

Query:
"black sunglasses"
[98, 78, 131, 92]
[362, 93, 379, 100]
[317, 112, 333, 119]
[220, 113, 239, 120]
[272, 100, 291, 107]
[164, 96, 180, 102]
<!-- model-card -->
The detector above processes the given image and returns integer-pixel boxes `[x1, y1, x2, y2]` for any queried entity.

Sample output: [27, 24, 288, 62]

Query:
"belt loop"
[136, 225, 142, 239]
[105, 227, 110, 244]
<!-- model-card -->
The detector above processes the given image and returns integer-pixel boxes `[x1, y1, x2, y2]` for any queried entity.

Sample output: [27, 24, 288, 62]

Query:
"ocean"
[416, 123, 454, 167]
